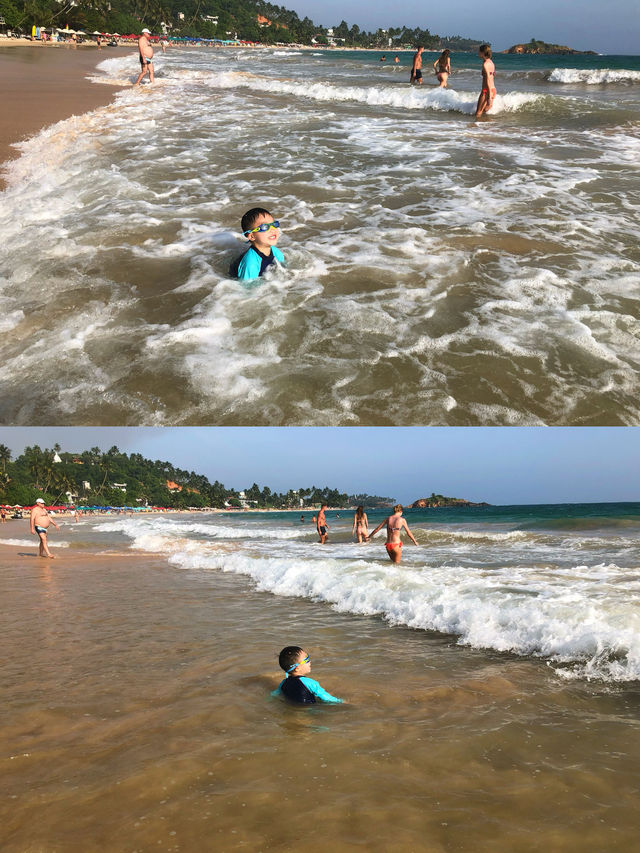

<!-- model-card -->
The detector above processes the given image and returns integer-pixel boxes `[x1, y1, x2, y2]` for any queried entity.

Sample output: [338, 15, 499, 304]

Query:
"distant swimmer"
[316, 503, 329, 544]
[352, 505, 369, 544]
[410, 45, 424, 84]
[273, 646, 344, 705]
[135, 28, 154, 86]
[229, 207, 285, 281]
[380, 54, 386, 62]
[433, 49, 452, 87]
[368, 504, 418, 564]
[30, 498, 60, 559]
[300, 514, 305, 523]
[475, 44, 496, 117]
[394, 55, 400, 64]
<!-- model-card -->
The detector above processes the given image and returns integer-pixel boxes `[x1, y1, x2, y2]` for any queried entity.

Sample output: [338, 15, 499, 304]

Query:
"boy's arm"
[299, 677, 344, 704]
[235, 248, 262, 281]
[270, 678, 286, 698]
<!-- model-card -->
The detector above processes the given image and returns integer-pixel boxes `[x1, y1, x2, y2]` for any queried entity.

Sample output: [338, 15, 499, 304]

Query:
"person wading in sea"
[410, 45, 424, 84]
[135, 28, 155, 86]
[368, 504, 418, 564]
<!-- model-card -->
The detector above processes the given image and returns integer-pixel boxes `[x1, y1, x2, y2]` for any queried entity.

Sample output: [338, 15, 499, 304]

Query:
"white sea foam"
[1, 47, 639, 425]
[0, 538, 70, 548]
[92, 517, 308, 540]
[549, 68, 640, 85]
[102, 515, 640, 682]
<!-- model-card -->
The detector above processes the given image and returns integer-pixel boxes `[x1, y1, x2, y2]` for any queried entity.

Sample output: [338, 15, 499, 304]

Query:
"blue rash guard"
[273, 675, 344, 705]
[229, 245, 285, 281]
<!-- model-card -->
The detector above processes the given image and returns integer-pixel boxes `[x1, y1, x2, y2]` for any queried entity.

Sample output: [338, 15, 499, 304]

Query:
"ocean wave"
[548, 68, 640, 85]
[100, 516, 640, 682]
[197, 70, 544, 115]
[93, 60, 544, 116]
[0, 538, 70, 548]
[92, 517, 308, 540]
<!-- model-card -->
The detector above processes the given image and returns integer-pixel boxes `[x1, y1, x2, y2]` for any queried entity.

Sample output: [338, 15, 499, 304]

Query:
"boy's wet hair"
[479, 44, 492, 58]
[279, 646, 305, 672]
[241, 207, 272, 234]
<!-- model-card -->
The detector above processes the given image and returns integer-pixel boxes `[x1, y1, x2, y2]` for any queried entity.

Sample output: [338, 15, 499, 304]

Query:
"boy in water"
[229, 207, 284, 281]
[475, 44, 496, 117]
[273, 646, 344, 704]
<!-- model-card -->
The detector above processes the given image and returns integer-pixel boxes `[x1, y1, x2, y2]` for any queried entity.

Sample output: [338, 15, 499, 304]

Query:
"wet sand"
[2, 521, 639, 852]
[0, 45, 129, 189]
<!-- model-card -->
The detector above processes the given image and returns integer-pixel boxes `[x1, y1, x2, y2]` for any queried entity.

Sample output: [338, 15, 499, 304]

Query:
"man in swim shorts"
[368, 504, 418, 564]
[410, 46, 424, 85]
[30, 498, 60, 559]
[135, 28, 154, 86]
[475, 44, 496, 117]
[316, 503, 329, 544]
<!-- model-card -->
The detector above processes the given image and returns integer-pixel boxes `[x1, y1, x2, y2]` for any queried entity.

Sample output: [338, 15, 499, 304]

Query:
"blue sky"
[285, 0, 639, 55]
[1, 428, 639, 505]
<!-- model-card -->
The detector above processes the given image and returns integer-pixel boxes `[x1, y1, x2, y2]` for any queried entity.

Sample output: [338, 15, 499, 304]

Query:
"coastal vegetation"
[0, 444, 394, 509]
[0, 0, 485, 49]
[504, 38, 596, 55]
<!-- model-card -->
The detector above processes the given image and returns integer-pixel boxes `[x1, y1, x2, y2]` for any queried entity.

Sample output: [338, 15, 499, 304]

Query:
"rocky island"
[410, 494, 490, 509]
[504, 39, 597, 55]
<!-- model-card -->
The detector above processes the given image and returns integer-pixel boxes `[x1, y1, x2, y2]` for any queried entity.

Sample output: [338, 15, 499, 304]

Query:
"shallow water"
[1, 50, 639, 425]
[2, 542, 640, 852]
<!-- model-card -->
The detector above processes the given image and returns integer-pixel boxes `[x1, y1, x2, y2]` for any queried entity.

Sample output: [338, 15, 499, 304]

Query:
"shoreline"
[0, 44, 130, 190]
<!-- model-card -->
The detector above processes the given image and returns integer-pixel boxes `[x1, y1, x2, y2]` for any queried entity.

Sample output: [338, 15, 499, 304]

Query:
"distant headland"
[504, 39, 597, 55]
[410, 494, 490, 509]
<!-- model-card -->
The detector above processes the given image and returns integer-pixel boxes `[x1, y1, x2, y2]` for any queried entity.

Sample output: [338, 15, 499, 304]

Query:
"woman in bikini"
[352, 506, 369, 544]
[475, 44, 496, 118]
[367, 505, 418, 564]
[433, 49, 451, 88]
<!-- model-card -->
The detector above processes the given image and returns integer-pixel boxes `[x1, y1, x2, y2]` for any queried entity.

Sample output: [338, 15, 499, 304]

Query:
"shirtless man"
[30, 498, 60, 559]
[475, 44, 496, 117]
[135, 28, 154, 86]
[316, 504, 329, 544]
[368, 504, 418, 564]
[410, 45, 424, 85]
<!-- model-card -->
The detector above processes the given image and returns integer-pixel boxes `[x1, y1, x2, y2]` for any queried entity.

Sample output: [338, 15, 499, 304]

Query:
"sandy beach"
[2, 517, 639, 852]
[0, 44, 129, 189]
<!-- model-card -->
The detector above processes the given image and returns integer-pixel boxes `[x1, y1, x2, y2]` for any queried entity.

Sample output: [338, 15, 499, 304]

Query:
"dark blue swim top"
[272, 675, 344, 705]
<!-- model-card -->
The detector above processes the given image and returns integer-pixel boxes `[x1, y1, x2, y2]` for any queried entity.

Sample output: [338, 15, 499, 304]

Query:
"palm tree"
[0, 444, 11, 473]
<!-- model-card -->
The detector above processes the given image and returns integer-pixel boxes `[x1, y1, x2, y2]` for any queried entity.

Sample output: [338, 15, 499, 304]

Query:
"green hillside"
[0, 443, 393, 509]
[0, 0, 485, 48]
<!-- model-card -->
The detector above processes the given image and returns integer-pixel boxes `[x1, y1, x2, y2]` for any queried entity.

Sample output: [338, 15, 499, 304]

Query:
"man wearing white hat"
[30, 498, 60, 559]
[135, 27, 154, 85]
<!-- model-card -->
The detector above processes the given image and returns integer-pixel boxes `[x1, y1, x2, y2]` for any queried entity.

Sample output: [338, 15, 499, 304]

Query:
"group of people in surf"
[410, 43, 497, 118]
[315, 503, 418, 564]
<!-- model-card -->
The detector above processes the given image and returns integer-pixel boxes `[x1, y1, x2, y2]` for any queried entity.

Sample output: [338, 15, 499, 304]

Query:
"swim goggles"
[243, 220, 280, 235]
[287, 654, 310, 672]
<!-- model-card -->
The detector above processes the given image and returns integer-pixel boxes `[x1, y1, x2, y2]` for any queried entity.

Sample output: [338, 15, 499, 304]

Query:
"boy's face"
[247, 213, 280, 253]
[292, 650, 311, 676]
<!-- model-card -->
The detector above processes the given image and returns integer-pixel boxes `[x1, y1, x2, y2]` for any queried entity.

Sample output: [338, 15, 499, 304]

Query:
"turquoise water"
[235, 500, 640, 529]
